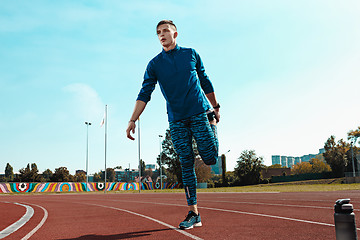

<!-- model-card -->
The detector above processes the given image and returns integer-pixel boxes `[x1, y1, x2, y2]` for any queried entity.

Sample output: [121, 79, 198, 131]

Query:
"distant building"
[272, 148, 325, 168]
[111, 169, 139, 182]
[287, 157, 295, 168]
[211, 156, 223, 175]
[145, 164, 156, 171]
[301, 154, 317, 163]
[281, 156, 288, 167]
[272, 155, 281, 165]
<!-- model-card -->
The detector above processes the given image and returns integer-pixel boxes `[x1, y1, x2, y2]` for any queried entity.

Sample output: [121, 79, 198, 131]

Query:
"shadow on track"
[58, 228, 174, 240]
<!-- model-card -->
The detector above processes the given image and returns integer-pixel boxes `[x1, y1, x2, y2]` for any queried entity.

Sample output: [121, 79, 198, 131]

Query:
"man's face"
[157, 24, 177, 49]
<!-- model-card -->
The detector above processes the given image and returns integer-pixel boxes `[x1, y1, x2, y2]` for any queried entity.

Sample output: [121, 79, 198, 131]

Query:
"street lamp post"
[85, 122, 92, 191]
[351, 141, 356, 177]
[159, 135, 163, 190]
[221, 150, 230, 187]
[138, 118, 141, 193]
[349, 134, 359, 178]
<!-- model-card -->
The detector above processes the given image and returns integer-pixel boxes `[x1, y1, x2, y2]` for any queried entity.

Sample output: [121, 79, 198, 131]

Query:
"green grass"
[113, 183, 360, 194]
[197, 183, 360, 193]
[2, 181, 359, 195]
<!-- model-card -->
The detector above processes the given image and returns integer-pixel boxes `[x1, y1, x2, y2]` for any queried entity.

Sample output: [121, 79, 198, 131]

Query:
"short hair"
[156, 20, 177, 32]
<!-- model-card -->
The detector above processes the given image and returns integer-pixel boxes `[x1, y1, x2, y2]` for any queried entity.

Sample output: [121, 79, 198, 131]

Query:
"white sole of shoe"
[180, 222, 202, 230]
[194, 222, 202, 227]
[181, 226, 193, 230]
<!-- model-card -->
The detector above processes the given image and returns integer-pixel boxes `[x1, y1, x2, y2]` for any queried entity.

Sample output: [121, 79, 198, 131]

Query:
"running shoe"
[179, 211, 202, 230]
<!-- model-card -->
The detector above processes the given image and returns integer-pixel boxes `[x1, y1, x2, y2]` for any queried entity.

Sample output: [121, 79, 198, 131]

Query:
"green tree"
[0, 175, 6, 182]
[160, 129, 182, 183]
[195, 157, 212, 183]
[52, 167, 71, 182]
[347, 127, 360, 172]
[140, 160, 146, 177]
[144, 168, 153, 178]
[107, 168, 116, 182]
[310, 158, 331, 173]
[101, 168, 116, 182]
[18, 163, 41, 182]
[291, 162, 313, 174]
[74, 172, 86, 182]
[93, 172, 102, 182]
[42, 169, 53, 182]
[234, 150, 264, 186]
[192, 138, 213, 183]
[225, 171, 238, 186]
[268, 164, 287, 169]
[155, 155, 166, 182]
[30, 163, 39, 182]
[348, 126, 360, 144]
[5, 163, 14, 182]
[323, 136, 350, 177]
[163, 168, 178, 183]
[19, 164, 31, 182]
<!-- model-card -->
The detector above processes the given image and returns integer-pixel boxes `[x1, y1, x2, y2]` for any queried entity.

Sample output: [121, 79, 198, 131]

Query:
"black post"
[334, 198, 358, 240]
[221, 154, 227, 187]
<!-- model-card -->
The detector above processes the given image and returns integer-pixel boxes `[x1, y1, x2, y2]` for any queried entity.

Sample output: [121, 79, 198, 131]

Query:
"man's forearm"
[130, 100, 147, 122]
[205, 92, 219, 108]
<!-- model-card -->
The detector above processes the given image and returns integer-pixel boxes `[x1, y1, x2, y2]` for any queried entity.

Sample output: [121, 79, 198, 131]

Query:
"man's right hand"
[126, 100, 147, 141]
[126, 121, 136, 140]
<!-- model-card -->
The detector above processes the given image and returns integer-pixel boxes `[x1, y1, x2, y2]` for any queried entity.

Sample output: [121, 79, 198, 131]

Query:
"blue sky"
[1, 0, 359, 175]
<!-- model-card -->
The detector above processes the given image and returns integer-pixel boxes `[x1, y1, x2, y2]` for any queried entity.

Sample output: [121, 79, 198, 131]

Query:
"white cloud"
[63, 83, 104, 122]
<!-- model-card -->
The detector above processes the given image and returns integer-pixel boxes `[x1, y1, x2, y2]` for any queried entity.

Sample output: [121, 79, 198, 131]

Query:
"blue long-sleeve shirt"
[137, 45, 214, 122]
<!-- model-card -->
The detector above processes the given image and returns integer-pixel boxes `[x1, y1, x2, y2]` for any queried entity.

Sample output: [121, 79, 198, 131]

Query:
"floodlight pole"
[159, 135, 163, 190]
[104, 105, 108, 194]
[351, 141, 355, 177]
[85, 122, 92, 192]
[138, 118, 141, 193]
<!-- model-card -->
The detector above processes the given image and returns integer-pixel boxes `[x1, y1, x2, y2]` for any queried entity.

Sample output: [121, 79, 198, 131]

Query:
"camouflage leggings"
[169, 112, 218, 206]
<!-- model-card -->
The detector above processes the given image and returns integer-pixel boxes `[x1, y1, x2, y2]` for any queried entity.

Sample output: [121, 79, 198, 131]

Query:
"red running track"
[0, 190, 359, 239]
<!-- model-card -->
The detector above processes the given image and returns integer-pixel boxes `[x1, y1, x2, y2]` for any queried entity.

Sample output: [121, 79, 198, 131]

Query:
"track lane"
[88, 196, 336, 240]
[0, 202, 34, 239]
[94, 193, 358, 228]
[17, 196, 201, 240]
[0, 202, 26, 231]
[84, 202, 203, 240]
[1, 190, 359, 239]
[88, 192, 359, 239]
[21, 203, 49, 240]
[0, 202, 48, 240]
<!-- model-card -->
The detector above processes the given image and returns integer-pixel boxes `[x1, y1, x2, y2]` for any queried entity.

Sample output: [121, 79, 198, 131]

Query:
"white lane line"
[203, 199, 358, 212]
[109, 199, 360, 231]
[230, 197, 360, 204]
[202, 200, 333, 210]
[198, 192, 281, 194]
[201, 206, 335, 226]
[0, 202, 34, 239]
[199, 205, 359, 231]
[85, 203, 203, 240]
[127, 197, 339, 211]
[21, 203, 48, 240]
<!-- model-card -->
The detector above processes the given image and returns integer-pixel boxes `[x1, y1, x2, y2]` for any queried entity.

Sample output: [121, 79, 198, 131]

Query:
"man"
[126, 20, 220, 230]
